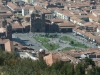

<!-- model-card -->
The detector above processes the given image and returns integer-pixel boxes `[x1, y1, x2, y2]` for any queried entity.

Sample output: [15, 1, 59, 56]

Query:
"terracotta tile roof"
[0, 19, 12, 26]
[84, 22, 99, 27]
[22, 21, 30, 27]
[67, 2, 90, 8]
[60, 50, 80, 64]
[97, 25, 100, 30]
[55, 9, 72, 17]
[50, 18, 63, 23]
[95, 36, 100, 43]
[84, 32, 95, 39]
[92, 9, 100, 16]
[5, 40, 14, 52]
[0, 27, 6, 33]
[0, 39, 9, 44]
[41, 9, 52, 14]
[37, 1, 49, 6]
[7, 2, 21, 9]
[22, 5, 34, 10]
[74, 28, 86, 34]
[73, 25, 80, 30]
[11, 21, 23, 29]
[13, 41, 34, 52]
[34, 6, 43, 11]
[88, 14, 98, 22]
[58, 20, 75, 27]
[25, 14, 30, 17]
[61, 56, 70, 62]
[0, 13, 12, 17]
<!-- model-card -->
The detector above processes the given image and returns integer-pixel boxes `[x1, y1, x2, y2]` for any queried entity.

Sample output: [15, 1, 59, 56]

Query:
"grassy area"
[34, 36, 59, 50]
[34, 36, 49, 43]
[60, 36, 74, 41]
[70, 41, 89, 48]
[61, 36, 88, 48]
[43, 43, 59, 50]
[45, 34, 58, 38]
[62, 47, 79, 50]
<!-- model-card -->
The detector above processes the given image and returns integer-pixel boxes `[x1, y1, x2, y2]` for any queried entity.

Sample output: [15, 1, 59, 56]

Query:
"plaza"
[12, 32, 97, 51]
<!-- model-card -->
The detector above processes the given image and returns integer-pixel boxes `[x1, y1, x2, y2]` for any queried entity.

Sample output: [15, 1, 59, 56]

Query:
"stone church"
[0, 19, 12, 40]
[31, 10, 45, 32]
[0, 19, 13, 52]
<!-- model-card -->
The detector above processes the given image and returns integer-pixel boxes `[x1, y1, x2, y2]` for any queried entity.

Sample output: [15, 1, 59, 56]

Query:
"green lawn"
[62, 47, 79, 50]
[45, 34, 58, 38]
[61, 36, 88, 48]
[34, 36, 49, 43]
[43, 43, 59, 50]
[60, 36, 74, 41]
[70, 41, 89, 48]
[34, 36, 59, 50]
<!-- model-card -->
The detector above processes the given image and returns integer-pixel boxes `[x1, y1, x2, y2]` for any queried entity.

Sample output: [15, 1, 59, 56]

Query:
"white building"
[22, 0, 36, 4]
[21, 5, 34, 16]
[18, 52, 39, 60]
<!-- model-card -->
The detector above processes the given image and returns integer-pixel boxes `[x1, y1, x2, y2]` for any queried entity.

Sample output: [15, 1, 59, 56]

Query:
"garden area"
[39, 33, 58, 38]
[34, 34, 88, 51]
[34, 36, 49, 43]
[62, 47, 79, 50]
[61, 36, 74, 42]
[61, 36, 88, 48]
[70, 41, 88, 48]
[34, 36, 59, 50]
[43, 43, 59, 50]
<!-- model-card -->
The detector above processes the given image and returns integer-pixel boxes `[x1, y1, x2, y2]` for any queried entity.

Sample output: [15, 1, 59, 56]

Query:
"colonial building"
[31, 10, 75, 33]
[0, 19, 12, 40]
[0, 19, 13, 52]
[31, 10, 45, 32]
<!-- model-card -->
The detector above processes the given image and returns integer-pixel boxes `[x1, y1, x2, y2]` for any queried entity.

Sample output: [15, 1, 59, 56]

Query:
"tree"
[0, 57, 4, 65]
[75, 63, 85, 75]
[87, 69, 94, 75]
[67, 63, 74, 75]
[84, 58, 95, 67]
[74, 70, 81, 75]
[70, 41, 74, 45]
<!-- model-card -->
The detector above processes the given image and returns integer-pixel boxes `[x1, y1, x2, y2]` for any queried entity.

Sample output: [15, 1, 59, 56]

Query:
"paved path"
[66, 33, 96, 48]
[12, 32, 97, 51]
[12, 33, 47, 51]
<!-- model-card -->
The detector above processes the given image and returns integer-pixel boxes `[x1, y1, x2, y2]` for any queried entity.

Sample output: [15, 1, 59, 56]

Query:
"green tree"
[87, 69, 94, 75]
[67, 63, 74, 75]
[84, 58, 95, 67]
[75, 63, 85, 75]
[74, 70, 81, 75]
[70, 41, 74, 45]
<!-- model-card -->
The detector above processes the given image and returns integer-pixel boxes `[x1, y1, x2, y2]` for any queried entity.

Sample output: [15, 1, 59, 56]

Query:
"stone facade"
[31, 12, 45, 32]
[0, 19, 12, 40]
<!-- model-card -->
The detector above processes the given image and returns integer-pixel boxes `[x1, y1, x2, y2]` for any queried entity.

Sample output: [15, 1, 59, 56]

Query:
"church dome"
[39, 49, 45, 52]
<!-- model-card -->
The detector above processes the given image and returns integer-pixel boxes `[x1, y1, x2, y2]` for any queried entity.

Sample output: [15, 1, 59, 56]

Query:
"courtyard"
[60, 36, 88, 48]
[12, 32, 97, 51]
[33, 33, 89, 50]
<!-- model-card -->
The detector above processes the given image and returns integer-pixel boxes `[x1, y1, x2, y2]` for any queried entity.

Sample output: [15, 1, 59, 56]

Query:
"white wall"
[97, 28, 100, 32]
[22, 9, 29, 16]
